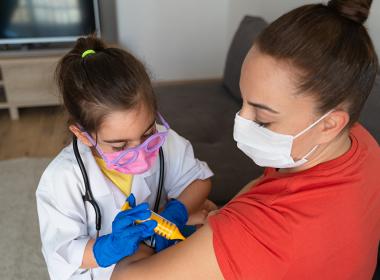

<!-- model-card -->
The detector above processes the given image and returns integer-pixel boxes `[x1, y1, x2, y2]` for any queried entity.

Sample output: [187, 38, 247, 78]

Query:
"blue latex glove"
[127, 192, 137, 208]
[153, 199, 188, 252]
[93, 196, 157, 267]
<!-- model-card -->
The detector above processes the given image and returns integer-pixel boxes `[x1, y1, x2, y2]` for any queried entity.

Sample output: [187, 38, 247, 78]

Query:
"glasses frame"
[80, 113, 170, 167]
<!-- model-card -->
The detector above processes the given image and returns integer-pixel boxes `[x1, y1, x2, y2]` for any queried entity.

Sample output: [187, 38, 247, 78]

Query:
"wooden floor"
[0, 106, 70, 160]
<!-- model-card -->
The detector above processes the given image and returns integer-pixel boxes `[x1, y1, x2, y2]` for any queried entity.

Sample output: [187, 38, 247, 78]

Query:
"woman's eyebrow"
[247, 101, 280, 114]
[103, 120, 156, 144]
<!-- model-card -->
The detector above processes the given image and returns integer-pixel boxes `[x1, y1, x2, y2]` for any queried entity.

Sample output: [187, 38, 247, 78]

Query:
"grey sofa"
[155, 16, 380, 278]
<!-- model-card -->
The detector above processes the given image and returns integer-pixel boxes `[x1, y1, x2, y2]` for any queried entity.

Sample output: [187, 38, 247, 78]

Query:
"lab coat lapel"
[130, 176, 150, 204]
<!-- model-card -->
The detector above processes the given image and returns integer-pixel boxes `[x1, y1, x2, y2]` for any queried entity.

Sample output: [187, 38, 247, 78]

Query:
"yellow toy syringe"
[121, 202, 186, 241]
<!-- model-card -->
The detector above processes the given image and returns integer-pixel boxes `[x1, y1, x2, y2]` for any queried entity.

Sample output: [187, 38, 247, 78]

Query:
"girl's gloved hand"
[93, 198, 157, 267]
[153, 199, 188, 252]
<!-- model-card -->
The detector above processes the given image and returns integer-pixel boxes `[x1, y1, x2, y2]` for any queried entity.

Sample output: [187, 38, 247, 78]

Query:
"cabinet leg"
[9, 106, 19, 120]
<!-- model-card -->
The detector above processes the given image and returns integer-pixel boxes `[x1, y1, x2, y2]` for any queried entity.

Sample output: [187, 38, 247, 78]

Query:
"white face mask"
[233, 111, 332, 169]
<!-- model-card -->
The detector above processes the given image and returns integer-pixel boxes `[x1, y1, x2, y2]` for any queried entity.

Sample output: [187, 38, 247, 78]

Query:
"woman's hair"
[255, 0, 378, 127]
[56, 35, 156, 133]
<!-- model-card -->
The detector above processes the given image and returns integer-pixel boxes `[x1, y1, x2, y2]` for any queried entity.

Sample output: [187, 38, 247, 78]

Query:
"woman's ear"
[320, 110, 350, 143]
[69, 125, 93, 147]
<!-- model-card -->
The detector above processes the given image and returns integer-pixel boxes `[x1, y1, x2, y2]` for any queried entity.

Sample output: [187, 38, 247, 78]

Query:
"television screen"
[0, 0, 100, 44]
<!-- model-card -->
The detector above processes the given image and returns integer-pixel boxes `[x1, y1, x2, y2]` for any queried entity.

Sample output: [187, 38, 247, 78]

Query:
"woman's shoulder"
[350, 123, 380, 171]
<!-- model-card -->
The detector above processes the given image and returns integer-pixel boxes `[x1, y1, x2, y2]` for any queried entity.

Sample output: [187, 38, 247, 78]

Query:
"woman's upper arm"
[112, 223, 224, 280]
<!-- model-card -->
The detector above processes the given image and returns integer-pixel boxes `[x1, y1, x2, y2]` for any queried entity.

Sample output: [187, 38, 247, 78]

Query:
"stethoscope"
[72, 135, 165, 237]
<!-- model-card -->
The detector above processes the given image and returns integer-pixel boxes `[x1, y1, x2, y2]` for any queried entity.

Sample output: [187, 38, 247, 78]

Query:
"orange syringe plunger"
[121, 203, 186, 241]
[149, 211, 186, 240]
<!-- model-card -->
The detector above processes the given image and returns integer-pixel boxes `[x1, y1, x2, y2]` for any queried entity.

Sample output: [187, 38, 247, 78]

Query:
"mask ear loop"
[294, 110, 334, 139]
[301, 144, 319, 160]
[291, 110, 334, 163]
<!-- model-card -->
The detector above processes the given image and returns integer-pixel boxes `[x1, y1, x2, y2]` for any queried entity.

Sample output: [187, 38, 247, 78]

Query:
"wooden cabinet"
[0, 50, 65, 120]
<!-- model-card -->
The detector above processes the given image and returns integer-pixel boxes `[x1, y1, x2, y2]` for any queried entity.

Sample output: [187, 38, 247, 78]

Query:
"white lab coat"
[36, 127, 213, 280]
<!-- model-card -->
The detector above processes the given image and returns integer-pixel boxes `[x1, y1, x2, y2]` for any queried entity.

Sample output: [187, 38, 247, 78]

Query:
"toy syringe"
[121, 202, 186, 241]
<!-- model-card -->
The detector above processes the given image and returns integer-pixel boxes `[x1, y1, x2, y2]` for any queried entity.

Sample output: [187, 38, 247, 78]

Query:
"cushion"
[223, 16, 268, 101]
[359, 74, 380, 144]
[155, 81, 263, 205]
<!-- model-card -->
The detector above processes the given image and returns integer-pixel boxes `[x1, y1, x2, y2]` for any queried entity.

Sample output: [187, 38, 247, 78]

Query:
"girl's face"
[96, 106, 156, 153]
[74, 104, 157, 154]
[239, 48, 348, 161]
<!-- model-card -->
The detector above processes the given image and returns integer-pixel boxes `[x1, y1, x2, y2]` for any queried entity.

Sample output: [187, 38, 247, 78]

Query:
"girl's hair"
[255, 0, 378, 127]
[56, 35, 156, 133]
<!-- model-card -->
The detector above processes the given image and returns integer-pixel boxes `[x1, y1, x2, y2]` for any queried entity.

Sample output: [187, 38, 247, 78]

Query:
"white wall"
[116, 0, 229, 81]
[116, 0, 380, 82]
[367, 1, 380, 57]
[227, 1, 261, 49]
[116, 0, 263, 81]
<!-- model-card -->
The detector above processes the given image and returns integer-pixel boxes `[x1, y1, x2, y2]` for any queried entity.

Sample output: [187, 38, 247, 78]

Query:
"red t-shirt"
[209, 124, 380, 280]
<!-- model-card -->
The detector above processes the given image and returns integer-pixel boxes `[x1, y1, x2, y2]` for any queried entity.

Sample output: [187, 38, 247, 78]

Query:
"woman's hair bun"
[327, 0, 372, 24]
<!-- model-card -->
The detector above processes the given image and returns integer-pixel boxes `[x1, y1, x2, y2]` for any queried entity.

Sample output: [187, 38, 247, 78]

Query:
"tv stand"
[0, 50, 67, 120]
[0, 42, 73, 52]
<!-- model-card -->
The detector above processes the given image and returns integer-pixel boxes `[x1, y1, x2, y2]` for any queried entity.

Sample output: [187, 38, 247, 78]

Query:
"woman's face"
[89, 105, 156, 154]
[239, 48, 333, 161]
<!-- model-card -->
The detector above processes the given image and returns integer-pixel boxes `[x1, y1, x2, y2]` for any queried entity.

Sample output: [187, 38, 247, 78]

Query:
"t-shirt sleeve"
[263, 167, 276, 176]
[208, 197, 293, 280]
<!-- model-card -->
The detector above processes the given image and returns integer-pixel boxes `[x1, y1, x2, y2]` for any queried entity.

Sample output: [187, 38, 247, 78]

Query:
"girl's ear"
[69, 125, 93, 147]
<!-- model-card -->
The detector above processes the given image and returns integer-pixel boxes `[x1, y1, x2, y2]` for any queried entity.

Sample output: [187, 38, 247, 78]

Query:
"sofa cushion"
[359, 74, 380, 144]
[155, 81, 263, 205]
[223, 16, 268, 101]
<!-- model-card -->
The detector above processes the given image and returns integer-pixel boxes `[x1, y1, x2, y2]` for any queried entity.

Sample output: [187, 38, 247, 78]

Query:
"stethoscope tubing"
[72, 135, 164, 238]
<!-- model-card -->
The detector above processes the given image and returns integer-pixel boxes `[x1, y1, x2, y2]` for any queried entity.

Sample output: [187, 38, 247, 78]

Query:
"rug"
[0, 157, 51, 280]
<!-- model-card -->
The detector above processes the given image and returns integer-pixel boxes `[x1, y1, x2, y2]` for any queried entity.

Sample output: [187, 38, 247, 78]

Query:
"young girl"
[36, 36, 213, 279]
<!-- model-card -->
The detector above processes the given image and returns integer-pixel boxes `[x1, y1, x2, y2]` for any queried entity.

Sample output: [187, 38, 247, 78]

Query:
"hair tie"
[81, 49, 96, 58]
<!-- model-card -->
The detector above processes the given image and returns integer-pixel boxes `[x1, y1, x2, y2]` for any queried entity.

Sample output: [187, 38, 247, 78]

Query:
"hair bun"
[328, 0, 372, 24]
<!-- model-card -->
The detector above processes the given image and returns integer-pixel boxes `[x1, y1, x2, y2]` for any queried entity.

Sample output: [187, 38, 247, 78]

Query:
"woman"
[111, 0, 380, 279]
